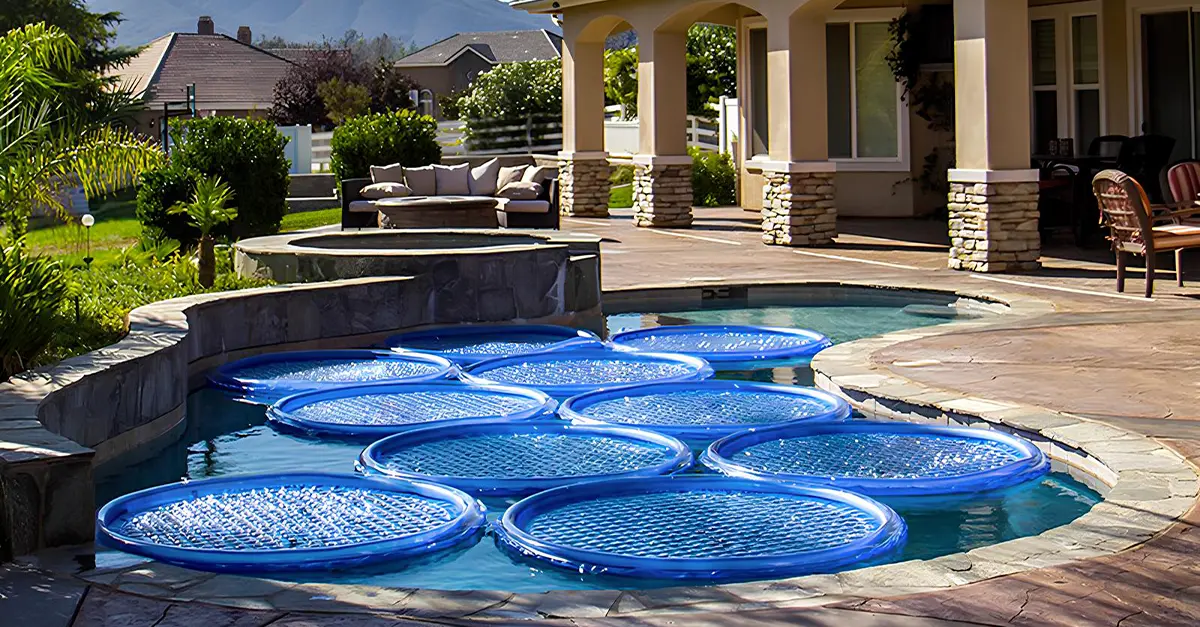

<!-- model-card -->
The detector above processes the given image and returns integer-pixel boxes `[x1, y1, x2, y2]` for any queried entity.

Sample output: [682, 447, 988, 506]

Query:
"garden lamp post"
[81, 213, 94, 269]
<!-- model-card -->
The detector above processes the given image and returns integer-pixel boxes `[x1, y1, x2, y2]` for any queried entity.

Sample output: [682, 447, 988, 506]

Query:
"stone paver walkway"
[7, 207, 1200, 626]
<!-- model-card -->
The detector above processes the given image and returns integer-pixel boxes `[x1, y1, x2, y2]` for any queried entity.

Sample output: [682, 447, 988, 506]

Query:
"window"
[1031, 19, 1058, 153]
[826, 21, 901, 160]
[1072, 15, 1101, 153]
[749, 28, 770, 155]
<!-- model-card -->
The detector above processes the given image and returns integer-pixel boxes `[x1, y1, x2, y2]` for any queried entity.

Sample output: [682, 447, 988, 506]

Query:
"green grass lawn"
[610, 185, 633, 209]
[280, 208, 340, 232]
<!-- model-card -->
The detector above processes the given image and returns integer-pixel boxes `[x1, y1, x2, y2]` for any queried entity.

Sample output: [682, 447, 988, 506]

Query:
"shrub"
[690, 147, 737, 207]
[456, 60, 561, 151]
[329, 110, 441, 180]
[0, 241, 68, 379]
[136, 164, 202, 246]
[318, 77, 371, 126]
[168, 117, 290, 239]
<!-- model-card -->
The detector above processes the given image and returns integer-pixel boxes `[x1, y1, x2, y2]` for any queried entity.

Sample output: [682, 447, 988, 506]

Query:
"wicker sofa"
[341, 157, 560, 230]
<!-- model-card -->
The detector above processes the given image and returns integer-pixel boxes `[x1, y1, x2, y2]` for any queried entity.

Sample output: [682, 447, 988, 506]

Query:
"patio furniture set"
[340, 157, 561, 231]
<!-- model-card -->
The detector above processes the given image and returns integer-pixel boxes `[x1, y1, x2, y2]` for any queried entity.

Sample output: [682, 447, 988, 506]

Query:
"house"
[108, 17, 293, 138]
[513, 0, 1182, 275]
[395, 29, 563, 118]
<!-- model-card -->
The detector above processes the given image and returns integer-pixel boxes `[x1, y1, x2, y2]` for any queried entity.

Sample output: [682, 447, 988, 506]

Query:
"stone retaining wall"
[0, 270, 603, 560]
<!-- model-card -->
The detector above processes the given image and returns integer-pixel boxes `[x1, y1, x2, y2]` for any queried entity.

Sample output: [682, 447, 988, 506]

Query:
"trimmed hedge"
[330, 110, 441, 181]
[167, 117, 290, 239]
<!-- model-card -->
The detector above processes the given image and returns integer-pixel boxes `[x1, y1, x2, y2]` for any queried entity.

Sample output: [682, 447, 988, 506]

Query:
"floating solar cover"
[359, 421, 693, 498]
[494, 476, 906, 581]
[96, 473, 486, 573]
[209, 350, 455, 403]
[610, 325, 833, 369]
[559, 380, 851, 442]
[384, 324, 603, 365]
[267, 381, 556, 437]
[460, 349, 713, 398]
[703, 422, 1050, 496]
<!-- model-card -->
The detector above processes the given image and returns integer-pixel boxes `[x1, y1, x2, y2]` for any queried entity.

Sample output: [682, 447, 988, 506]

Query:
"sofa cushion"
[434, 163, 471, 195]
[502, 199, 551, 214]
[374, 196, 500, 210]
[522, 165, 557, 185]
[360, 182, 411, 200]
[348, 200, 380, 213]
[497, 181, 542, 200]
[469, 158, 501, 196]
[370, 163, 405, 184]
[404, 165, 437, 196]
[497, 165, 528, 190]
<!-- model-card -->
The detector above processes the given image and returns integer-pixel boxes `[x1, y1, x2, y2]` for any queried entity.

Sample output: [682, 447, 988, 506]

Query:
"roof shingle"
[396, 29, 562, 67]
[109, 33, 294, 112]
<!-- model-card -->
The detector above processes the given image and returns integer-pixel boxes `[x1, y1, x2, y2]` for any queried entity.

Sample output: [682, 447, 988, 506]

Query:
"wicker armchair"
[1092, 169, 1200, 297]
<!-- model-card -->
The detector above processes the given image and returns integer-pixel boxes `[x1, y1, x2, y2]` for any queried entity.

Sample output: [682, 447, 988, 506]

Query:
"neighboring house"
[515, 0, 1188, 275]
[108, 17, 293, 138]
[395, 29, 563, 118]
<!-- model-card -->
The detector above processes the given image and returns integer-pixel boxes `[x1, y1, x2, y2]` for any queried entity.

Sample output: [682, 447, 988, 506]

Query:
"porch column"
[633, 28, 693, 228]
[948, 0, 1040, 272]
[759, 8, 836, 247]
[559, 31, 610, 218]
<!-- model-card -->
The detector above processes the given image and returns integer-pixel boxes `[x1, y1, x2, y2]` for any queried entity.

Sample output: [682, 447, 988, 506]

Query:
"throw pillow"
[433, 163, 471, 196]
[360, 182, 412, 200]
[468, 158, 502, 196]
[521, 165, 557, 185]
[370, 163, 405, 184]
[404, 165, 437, 196]
[497, 181, 543, 200]
[496, 165, 528, 190]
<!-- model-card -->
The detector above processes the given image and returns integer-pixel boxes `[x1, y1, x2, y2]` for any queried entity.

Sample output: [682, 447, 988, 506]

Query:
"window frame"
[1030, 2, 1106, 154]
[740, 8, 909, 172]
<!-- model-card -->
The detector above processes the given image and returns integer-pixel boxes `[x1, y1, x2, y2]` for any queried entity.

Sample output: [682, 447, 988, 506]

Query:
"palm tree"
[169, 176, 237, 288]
[0, 23, 162, 244]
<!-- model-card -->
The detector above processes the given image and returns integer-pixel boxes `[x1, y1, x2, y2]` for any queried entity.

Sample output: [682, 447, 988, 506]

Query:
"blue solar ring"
[703, 422, 1050, 496]
[384, 325, 603, 365]
[96, 473, 486, 573]
[461, 349, 714, 399]
[559, 380, 851, 442]
[494, 476, 906, 581]
[209, 350, 456, 403]
[610, 325, 833, 369]
[359, 421, 693, 498]
[267, 382, 556, 437]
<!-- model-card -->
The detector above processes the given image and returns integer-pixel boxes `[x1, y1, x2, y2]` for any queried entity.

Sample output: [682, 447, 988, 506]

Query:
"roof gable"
[396, 29, 562, 67]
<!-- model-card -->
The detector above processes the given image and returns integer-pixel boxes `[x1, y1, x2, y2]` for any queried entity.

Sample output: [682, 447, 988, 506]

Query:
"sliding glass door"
[1139, 8, 1200, 163]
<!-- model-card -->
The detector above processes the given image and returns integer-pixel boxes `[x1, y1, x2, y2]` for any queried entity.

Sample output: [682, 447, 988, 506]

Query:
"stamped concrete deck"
[8, 206, 1200, 626]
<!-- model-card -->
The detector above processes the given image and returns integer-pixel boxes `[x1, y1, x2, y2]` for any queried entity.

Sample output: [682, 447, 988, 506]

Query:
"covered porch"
[512, 0, 1200, 274]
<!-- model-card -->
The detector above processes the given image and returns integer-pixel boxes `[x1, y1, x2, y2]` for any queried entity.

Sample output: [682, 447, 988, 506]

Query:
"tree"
[269, 47, 416, 128]
[458, 60, 562, 122]
[0, 23, 162, 243]
[169, 176, 237, 288]
[602, 25, 737, 119]
[318, 77, 371, 125]
[603, 47, 638, 120]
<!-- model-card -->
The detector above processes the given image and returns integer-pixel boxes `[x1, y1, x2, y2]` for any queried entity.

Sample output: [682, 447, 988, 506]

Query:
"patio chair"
[1092, 169, 1200, 297]
[1116, 134, 1176, 203]
[1087, 134, 1129, 160]
[1161, 160, 1200, 212]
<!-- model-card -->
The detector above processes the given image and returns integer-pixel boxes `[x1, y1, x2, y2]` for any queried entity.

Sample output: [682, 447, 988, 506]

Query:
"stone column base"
[558, 153, 611, 218]
[633, 156, 693, 228]
[947, 170, 1041, 273]
[760, 166, 837, 246]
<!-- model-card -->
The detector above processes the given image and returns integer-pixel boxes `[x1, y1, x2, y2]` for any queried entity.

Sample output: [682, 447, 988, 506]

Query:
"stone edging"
[59, 282, 1199, 620]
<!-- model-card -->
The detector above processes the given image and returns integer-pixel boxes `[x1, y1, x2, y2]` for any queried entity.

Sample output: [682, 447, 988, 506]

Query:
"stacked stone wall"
[948, 181, 1041, 272]
[633, 162, 693, 228]
[761, 171, 837, 246]
[559, 158, 611, 218]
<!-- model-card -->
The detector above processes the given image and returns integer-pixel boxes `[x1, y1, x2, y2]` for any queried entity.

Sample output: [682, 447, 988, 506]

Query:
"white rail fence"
[307, 97, 738, 167]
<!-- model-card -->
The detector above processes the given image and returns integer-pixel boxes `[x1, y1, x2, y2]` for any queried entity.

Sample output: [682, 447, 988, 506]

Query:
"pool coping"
[46, 280, 1199, 621]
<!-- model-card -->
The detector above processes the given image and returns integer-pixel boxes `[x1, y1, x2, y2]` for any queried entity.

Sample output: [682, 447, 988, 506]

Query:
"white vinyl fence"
[277, 125, 314, 174]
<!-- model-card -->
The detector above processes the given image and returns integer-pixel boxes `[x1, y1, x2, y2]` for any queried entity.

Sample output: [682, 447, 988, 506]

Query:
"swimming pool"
[94, 300, 1099, 592]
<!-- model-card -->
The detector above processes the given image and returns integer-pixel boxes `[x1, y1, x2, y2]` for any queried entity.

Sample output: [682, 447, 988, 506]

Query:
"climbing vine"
[887, 9, 955, 198]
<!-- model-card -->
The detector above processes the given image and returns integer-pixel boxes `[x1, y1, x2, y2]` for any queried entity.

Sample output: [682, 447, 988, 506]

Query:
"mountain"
[87, 0, 557, 47]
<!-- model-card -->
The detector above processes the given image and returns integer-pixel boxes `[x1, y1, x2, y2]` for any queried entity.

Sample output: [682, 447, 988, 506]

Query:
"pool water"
[94, 302, 1100, 592]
